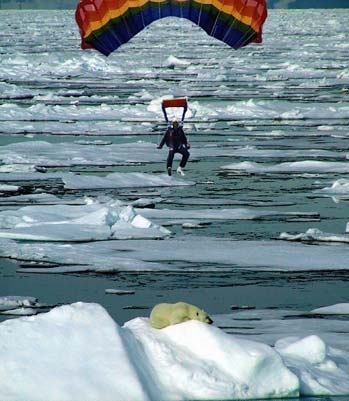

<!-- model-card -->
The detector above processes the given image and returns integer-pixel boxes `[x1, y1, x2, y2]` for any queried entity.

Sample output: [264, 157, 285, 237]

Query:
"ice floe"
[315, 179, 349, 195]
[0, 141, 165, 167]
[311, 304, 349, 315]
[279, 228, 349, 244]
[0, 171, 193, 190]
[221, 161, 349, 174]
[1, 301, 349, 401]
[136, 207, 320, 225]
[62, 172, 194, 190]
[2, 237, 349, 274]
[0, 199, 170, 242]
[0, 296, 45, 316]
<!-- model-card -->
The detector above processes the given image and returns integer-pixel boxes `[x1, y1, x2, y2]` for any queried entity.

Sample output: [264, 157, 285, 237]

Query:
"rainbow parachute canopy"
[76, 0, 267, 56]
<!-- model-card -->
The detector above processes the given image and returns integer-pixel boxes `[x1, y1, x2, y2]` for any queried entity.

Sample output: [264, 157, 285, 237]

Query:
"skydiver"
[157, 119, 190, 176]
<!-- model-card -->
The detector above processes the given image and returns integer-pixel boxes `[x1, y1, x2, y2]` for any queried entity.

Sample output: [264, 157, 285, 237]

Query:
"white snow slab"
[276, 335, 349, 396]
[0, 185, 20, 192]
[213, 308, 349, 397]
[221, 161, 349, 174]
[62, 172, 194, 190]
[312, 303, 349, 315]
[315, 179, 349, 194]
[136, 206, 319, 225]
[0, 303, 150, 401]
[279, 228, 349, 244]
[0, 200, 170, 242]
[0, 296, 37, 308]
[0, 172, 193, 190]
[215, 308, 349, 352]
[0, 193, 85, 206]
[0, 141, 165, 167]
[124, 317, 299, 400]
[3, 237, 349, 273]
[0, 302, 300, 401]
[2, 302, 349, 400]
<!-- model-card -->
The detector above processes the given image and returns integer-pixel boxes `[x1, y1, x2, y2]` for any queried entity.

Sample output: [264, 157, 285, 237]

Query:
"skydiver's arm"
[180, 128, 188, 147]
[158, 131, 168, 148]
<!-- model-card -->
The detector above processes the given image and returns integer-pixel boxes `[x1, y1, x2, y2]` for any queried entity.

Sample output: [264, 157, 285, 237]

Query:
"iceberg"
[2, 302, 349, 401]
[0, 302, 299, 401]
[0, 303, 149, 401]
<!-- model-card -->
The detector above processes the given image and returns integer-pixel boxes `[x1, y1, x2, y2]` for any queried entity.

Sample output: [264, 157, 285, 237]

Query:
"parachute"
[75, 0, 267, 56]
[161, 98, 188, 123]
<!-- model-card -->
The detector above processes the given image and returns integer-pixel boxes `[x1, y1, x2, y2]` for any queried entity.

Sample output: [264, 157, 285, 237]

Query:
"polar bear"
[149, 302, 213, 329]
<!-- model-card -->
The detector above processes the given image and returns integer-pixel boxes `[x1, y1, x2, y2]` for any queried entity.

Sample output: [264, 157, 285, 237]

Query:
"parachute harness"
[159, 98, 189, 144]
[161, 98, 188, 125]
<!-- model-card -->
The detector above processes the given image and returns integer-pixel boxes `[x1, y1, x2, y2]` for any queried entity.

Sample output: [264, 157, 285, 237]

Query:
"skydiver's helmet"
[172, 119, 179, 128]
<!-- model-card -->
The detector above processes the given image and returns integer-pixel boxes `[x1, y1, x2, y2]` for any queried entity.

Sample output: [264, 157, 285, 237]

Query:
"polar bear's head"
[188, 305, 213, 325]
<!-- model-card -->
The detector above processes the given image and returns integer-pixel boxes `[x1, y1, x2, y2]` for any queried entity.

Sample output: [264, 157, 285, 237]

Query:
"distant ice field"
[0, 9, 349, 399]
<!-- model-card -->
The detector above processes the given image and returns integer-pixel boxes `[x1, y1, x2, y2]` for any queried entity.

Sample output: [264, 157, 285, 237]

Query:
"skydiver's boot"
[177, 166, 185, 176]
[167, 167, 172, 176]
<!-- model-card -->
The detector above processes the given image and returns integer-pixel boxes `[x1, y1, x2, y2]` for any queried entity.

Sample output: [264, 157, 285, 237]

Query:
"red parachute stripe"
[162, 98, 188, 109]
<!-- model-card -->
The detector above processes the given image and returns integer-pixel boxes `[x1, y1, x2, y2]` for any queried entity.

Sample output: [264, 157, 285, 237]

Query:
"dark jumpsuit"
[158, 126, 190, 169]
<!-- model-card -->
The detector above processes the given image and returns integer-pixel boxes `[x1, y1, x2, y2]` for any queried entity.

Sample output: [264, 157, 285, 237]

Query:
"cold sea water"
[0, 7, 349, 401]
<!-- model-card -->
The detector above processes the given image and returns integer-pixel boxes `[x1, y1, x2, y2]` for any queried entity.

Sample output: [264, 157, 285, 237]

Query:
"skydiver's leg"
[167, 149, 175, 168]
[178, 148, 190, 168]
[167, 149, 175, 175]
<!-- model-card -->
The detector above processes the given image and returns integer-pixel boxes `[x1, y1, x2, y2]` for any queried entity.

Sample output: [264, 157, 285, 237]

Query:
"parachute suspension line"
[221, 3, 242, 45]
[198, 2, 204, 32]
[221, 2, 243, 45]
[139, 0, 146, 30]
[209, 0, 227, 39]
[222, 0, 260, 47]
[237, 28, 259, 48]
[178, 0, 184, 54]
[233, 0, 266, 47]
[156, 0, 165, 70]
[179, 0, 184, 20]
[179, 3, 186, 69]
[157, 124, 161, 146]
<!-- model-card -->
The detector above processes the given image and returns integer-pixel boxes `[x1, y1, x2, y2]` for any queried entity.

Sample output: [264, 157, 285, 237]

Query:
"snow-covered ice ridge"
[2, 301, 349, 401]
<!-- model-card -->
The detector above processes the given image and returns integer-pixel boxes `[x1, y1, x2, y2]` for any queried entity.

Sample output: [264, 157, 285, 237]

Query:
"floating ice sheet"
[311, 303, 349, 315]
[0, 199, 170, 242]
[221, 161, 349, 174]
[0, 141, 165, 167]
[0, 171, 193, 190]
[62, 172, 194, 190]
[136, 206, 320, 225]
[1, 302, 349, 401]
[315, 179, 349, 195]
[215, 307, 349, 352]
[0, 295, 46, 316]
[3, 237, 349, 273]
[279, 228, 349, 244]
